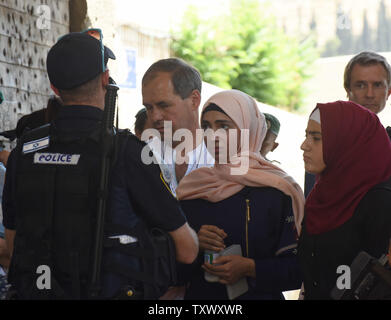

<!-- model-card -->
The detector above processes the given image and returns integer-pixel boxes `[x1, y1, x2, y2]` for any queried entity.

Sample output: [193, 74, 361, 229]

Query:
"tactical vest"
[8, 124, 177, 300]
[9, 123, 102, 299]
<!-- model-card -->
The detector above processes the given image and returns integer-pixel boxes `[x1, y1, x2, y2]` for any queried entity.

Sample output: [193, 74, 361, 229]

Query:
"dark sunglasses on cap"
[81, 28, 106, 72]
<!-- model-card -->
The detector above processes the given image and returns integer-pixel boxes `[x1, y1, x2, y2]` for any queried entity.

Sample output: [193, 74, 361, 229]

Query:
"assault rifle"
[90, 78, 119, 298]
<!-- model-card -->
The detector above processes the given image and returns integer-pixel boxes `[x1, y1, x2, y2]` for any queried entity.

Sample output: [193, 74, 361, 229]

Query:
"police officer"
[2, 31, 198, 299]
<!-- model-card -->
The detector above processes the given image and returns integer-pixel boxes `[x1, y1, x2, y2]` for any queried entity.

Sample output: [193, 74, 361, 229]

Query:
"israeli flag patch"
[23, 136, 50, 154]
[34, 153, 80, 165]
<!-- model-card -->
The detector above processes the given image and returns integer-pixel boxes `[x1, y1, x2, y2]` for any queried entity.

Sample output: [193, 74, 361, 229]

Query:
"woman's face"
[301, 119, 326, 174]
[201, 110, 240, 164]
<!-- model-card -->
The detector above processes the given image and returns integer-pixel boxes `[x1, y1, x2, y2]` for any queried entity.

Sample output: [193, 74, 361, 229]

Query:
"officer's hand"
[202, 255, 255, 284]
[198, 225, 227, 252]
[0, 150, 10, 166]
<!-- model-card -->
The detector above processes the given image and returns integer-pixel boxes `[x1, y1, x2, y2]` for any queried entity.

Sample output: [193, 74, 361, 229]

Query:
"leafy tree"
[335, 5, 354, 55]
[360, 10, 373, 51]
[171, 0, 317, 111]
[376, 0, 391, 52]
[321, 38, 341, 57]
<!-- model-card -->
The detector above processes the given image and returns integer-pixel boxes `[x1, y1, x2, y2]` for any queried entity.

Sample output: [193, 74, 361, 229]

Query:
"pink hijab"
[176, 90, 305, 234]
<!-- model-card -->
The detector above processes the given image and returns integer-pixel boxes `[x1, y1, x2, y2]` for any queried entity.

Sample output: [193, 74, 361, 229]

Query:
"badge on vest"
[109, 235, 138, 244]
[22, 136, 50, 154]
[34, 153, 81, 165]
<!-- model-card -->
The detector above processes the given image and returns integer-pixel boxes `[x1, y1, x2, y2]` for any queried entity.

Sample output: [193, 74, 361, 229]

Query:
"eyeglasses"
[57, 28, 106, 72]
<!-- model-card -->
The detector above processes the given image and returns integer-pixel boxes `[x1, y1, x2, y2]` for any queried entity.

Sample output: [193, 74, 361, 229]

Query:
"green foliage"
[171, 0, 318, 111]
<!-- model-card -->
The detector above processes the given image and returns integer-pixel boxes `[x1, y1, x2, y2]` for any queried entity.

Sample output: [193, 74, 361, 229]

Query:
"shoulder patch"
[160, 172, 176, 199]
[22, 136, 50, 154]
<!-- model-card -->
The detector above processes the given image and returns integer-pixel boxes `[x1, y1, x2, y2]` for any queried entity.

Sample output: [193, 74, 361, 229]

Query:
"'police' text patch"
[34, 153, 80, 165]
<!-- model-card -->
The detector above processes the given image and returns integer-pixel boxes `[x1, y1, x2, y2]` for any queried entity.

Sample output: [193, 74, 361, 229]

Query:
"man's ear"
[347, 89, 353, 100]
[271, 142, 279, 152]
[189, 89, 201, 111]
[50, 84, 60, 96]
[387, 86, 391, 99]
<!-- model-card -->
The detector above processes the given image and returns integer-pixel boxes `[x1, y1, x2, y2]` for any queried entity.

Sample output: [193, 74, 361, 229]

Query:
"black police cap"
[46, 32, 116, 90]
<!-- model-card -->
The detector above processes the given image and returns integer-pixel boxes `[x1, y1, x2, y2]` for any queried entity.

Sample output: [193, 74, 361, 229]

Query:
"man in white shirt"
[142, 58, 214, 196]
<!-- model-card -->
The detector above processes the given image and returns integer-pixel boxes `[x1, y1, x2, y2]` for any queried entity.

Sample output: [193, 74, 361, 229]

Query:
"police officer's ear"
[50, 84, 60, 96]
[101, 70, 110, 89]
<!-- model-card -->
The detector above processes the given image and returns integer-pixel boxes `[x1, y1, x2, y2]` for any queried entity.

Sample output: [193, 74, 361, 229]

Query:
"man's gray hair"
[142, 58, 202, 99]
[344, 51, 391, 92]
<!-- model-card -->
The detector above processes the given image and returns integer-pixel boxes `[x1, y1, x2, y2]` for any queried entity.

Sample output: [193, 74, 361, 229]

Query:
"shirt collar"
[56, 105, 103, 121]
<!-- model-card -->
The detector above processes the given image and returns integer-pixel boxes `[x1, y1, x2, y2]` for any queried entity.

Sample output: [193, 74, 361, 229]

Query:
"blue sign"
[120, 49, 137, 89]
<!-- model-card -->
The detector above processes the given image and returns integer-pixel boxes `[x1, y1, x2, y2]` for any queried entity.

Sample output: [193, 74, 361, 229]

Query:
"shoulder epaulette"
[117, 129, 147, 148]
[19, 124, 51, 155]
[21, 123, 51, 144]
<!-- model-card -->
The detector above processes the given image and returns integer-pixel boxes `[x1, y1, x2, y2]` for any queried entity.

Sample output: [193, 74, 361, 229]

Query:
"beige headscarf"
[176, 89, 305, 235]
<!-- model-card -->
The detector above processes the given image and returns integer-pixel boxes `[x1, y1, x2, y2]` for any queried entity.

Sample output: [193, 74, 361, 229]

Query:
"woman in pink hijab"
[176, 89, 305, 300]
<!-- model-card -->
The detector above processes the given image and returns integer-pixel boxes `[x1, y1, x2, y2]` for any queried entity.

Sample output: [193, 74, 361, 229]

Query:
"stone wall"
[0, 0, 69, 148]
[0, 0, 172, 145]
